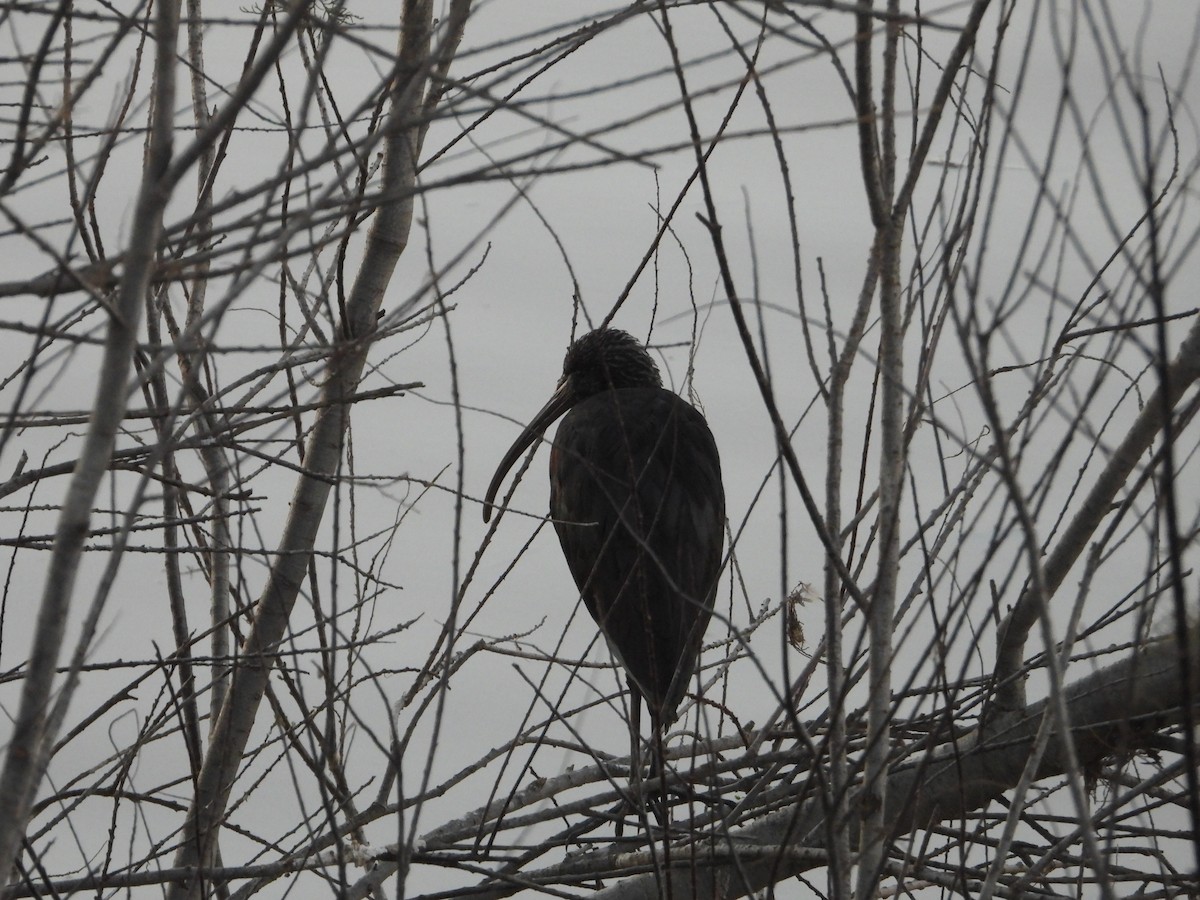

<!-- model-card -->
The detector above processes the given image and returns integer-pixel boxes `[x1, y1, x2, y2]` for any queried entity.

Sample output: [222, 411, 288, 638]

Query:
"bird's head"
[558, 328, 662, 398]
[482, 328, 661, 522]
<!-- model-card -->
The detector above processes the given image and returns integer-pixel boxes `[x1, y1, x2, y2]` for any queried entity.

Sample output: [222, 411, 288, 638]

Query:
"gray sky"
[1, 1, 1198, 895]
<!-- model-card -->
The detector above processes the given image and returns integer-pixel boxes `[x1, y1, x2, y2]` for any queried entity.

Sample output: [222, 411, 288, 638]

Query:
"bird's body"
[484, 328, 724, 750]
[550, 387, 723, 729]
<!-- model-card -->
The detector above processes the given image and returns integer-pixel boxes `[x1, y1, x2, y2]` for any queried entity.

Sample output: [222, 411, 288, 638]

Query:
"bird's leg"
[638, 710, 676, 835]
[647, 710, 675, 898]
[627, 687, 669, 835]
[628, 691, 648, 840]
[629, 687, 643, 779]
[629, 689, 674, 893]
[617, 686, 643, 840]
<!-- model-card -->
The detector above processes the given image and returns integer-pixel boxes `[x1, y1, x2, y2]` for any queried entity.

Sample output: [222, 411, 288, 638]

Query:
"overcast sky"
[1, 2, 1198, 895]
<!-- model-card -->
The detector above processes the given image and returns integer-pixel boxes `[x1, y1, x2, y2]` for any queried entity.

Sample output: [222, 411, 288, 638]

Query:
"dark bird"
[483, 328, 724, 767]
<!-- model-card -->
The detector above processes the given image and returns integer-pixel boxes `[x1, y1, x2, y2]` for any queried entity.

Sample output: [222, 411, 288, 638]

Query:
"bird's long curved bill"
[482, 377, 574, 522]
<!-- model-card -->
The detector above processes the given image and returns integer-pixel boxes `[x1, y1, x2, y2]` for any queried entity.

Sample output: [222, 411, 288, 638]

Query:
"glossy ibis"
[483, 328, 724, 768]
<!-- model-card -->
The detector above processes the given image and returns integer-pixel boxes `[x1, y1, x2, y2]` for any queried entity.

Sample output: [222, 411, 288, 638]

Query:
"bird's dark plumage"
[484, 328, 724, 733]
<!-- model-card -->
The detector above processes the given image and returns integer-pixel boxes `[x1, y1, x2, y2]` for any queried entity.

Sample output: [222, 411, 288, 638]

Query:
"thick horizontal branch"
[582, 634, 1193, 899]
